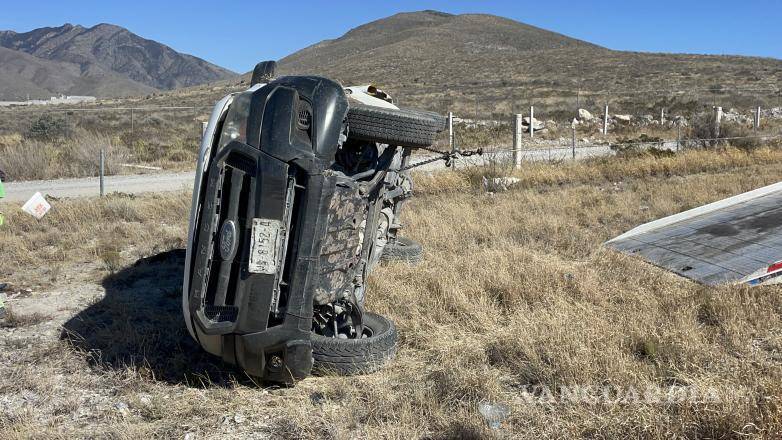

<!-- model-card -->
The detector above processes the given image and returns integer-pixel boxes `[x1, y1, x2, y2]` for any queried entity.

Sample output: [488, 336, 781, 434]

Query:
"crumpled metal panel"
[606, 183, 782, 286]
[314, 183, 367, 304]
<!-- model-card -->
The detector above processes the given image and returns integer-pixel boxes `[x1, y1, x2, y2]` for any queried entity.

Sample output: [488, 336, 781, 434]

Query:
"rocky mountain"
[0, 23, 235, 99]
[276, 11, 782, 117]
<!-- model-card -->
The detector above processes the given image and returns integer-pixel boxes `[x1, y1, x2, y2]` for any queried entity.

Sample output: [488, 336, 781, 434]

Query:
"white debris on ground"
[481, 176, 521, 192]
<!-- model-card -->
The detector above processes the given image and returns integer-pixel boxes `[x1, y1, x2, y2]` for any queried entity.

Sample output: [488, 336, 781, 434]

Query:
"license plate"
[248, 218, 282, 274]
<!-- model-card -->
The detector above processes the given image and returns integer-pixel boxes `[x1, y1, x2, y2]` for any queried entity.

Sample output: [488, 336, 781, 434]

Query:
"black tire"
[311, 312, 397, 375]
[251, 60, 277, 85]
[347, 104, 446, 148]
[380, 237, 423, 264]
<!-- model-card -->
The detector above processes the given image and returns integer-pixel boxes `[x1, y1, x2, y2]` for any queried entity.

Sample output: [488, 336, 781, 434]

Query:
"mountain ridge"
[275, 10, 782, 116]
[0, 23, 236, 100]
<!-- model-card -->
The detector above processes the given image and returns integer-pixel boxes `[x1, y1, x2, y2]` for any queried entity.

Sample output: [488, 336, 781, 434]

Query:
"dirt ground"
[1, 148, 781, 438]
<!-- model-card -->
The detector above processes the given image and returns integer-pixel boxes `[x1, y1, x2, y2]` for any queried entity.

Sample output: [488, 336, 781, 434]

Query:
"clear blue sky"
[1, 0, 780, 73]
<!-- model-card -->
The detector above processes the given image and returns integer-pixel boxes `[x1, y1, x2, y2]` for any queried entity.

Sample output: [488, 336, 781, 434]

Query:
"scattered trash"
[222, 413, 246, 425]
[478, 401, 510, 429]
[184, 433, 196, 440]
[482, 176, 521, 192]
[119, 163, 163, 171]
[113, 401, 130, 417]
[21, 192, 51, 219]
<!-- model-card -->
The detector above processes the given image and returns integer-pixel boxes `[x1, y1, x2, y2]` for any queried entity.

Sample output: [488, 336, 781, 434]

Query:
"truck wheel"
[250, 60, 277, 85]
[347, 104, 446, 148]
[311, 312, 397, 375]
[380, 237, 423, 264]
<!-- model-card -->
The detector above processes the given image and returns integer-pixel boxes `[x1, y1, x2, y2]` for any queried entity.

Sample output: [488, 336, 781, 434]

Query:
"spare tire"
[347, 104, 446, 148]
[250, 60, 277, 85]
[380, 237, 423, 264]
[311, 312, 397, 375]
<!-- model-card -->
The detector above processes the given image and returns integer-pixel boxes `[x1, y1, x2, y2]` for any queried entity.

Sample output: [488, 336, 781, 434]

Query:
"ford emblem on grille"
[219, 220, 238, 260]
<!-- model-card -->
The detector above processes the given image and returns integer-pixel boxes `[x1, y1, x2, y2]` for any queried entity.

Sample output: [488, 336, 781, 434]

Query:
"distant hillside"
[0, 46, 156, 100]
[0, 23, 236, 99]
[276, 10, 782, 117]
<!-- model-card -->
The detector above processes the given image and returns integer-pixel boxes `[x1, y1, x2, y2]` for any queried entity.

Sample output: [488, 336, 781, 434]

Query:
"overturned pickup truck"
[182, 61, 453, 383]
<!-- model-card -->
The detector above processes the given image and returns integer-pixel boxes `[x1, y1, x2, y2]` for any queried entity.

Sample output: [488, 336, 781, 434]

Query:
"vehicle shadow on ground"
[60, 249, 252, 388]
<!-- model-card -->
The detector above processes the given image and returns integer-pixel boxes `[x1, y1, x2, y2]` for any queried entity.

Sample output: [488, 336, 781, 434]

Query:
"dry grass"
[0, 107, 206, 181]
[0, 131, 130, 181]
[0, 310, 50, 329]
[0, 191, 189, 284]
[0, 149, 781, 438]
[418, 145, 782, 195]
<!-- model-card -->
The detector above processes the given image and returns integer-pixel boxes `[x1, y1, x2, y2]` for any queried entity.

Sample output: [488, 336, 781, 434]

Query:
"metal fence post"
[529, 105, 535, 138]
[513, 114, 523, 169]
[603, 103, 609, 136]
[677, 123, 681, 152]
[660, 108, 665, 124]
[448, 112, 454, 151]
[99, 149, 105, 197]
[571, 125, 576, 160]
[129, 108, 134, 146]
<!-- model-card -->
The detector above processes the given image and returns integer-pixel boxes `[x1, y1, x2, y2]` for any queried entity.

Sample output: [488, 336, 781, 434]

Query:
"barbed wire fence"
[432, 84, 782, 170]
[1, 83, 781, 180]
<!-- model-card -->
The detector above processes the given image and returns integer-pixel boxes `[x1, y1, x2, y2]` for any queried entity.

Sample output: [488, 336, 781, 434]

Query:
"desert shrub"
[690, 112, 719, 146]
[609, 134, 670, 158]
[26, 113, 73, 141]
[127, 138, 169, 163]
[164, 148, 195, 162]
[454, 121, 512, 150]
[720, 123, 762, 151]
[0, 133, 22, 150]
[0, 130, 128, 181]
[96, 240, 123, 273]
[690, 112, 761, 150]
[141, 114, 168, 127]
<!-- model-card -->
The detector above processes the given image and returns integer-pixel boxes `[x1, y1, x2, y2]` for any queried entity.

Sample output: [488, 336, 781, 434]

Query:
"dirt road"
[2, 144, 630, 203]
[3, 171, 196, 202]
